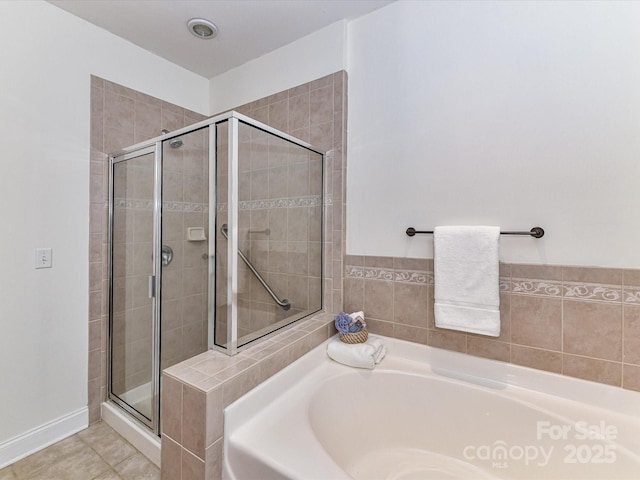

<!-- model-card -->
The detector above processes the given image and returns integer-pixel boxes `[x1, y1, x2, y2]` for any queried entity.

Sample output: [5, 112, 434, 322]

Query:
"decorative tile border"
[343, 265, 360, 278]
[511, 279, 623, 303]
[217, 194, 325, 212]
[164, 202, 208, 213]
[114, 198, 208, 213]
[346, 265, 634, 305]
[345, 266, 393, 281]
[344, 272, 509, 289]
[624, 287, 640, 305]
[511, 279, 563, 297]
[345, 265, 430, 284]
[113, 198, 153, 210]
[395, 270, 431, 285]
[563, 282, 622, 303]
[115, 195, 325, 215]
[239, 196, 323, 210]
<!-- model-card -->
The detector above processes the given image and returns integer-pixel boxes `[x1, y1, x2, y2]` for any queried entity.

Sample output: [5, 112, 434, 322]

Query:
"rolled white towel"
[373, 345, 387, 364]
[349, 311, 366, 325]
[326, 336, 386, 369]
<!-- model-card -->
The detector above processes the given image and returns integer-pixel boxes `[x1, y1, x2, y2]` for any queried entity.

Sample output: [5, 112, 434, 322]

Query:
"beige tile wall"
[89, 76, 207, 423]
[344, 255, 640, 391]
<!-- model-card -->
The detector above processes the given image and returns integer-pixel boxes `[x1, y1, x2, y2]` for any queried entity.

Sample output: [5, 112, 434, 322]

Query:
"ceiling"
[48, 0, 394, 79]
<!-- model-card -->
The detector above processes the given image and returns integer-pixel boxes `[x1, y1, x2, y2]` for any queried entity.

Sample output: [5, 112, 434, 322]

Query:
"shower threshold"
[101, 401, 161, 467]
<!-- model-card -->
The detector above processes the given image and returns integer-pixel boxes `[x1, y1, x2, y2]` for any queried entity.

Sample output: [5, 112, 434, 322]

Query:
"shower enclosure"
[108, 111, 324, 434]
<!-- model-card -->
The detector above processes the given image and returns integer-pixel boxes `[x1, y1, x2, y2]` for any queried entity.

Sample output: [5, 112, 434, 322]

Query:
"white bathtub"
[223, 335, 640, 479]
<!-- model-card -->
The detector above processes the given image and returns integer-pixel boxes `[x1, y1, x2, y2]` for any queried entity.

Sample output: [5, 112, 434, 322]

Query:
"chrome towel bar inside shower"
[406, 227, 545, 238]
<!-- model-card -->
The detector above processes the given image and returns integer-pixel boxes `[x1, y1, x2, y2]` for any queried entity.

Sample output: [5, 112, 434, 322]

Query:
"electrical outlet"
[35, 248, 52, 269]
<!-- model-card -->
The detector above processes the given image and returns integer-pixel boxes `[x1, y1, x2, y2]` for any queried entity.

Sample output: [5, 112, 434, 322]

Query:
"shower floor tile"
[0, 422, 159, 480]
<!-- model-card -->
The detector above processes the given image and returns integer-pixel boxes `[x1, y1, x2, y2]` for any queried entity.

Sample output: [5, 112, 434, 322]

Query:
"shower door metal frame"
[107, 143, 162, 434]
[225, 117, 240, 355]
[106, 110, 325, 434]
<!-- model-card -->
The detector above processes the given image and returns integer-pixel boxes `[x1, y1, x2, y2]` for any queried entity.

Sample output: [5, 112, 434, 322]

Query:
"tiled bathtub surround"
[344, 256, 640, 392]
[160, 313, 335, 479]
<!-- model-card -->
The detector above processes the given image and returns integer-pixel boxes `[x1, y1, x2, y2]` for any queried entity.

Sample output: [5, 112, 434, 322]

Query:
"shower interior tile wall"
[89, 75, 207, 423]
[344, 255, 640, 392]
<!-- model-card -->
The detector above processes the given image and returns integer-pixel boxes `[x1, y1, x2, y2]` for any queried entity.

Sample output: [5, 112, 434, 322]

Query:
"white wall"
[209, 20, 346, 114]
[347, 0, 640, 268]
[0, 0, 208, 464]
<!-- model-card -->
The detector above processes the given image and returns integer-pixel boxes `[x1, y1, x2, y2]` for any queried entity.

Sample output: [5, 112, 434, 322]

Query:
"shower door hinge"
[148, 275, 156, 298]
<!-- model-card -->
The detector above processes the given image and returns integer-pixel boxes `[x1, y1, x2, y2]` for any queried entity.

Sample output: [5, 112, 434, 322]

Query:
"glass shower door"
[109, 147, 157, 428]
[108, 126, 211, 434]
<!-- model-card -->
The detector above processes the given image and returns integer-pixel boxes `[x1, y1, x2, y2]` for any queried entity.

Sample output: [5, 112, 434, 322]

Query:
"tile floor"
[0, 422, 159, 480]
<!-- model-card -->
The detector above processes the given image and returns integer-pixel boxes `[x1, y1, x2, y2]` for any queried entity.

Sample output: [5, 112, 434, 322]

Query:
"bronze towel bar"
[406, 227, 545, 238]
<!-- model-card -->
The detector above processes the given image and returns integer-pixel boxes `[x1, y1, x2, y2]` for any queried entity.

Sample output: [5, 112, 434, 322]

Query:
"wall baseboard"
[0, 407, 88, 469]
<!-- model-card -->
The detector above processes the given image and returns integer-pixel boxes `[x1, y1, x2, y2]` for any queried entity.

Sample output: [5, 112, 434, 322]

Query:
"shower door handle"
[148, 275, 156, 298]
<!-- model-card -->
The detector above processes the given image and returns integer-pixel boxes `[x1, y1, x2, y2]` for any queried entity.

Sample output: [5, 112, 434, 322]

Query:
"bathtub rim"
[229, 334, 640, 420]
[223, 334, 640, 480]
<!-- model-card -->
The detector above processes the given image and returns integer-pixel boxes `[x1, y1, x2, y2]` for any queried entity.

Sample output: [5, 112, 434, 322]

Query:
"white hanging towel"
[434, 226, 500, 337]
